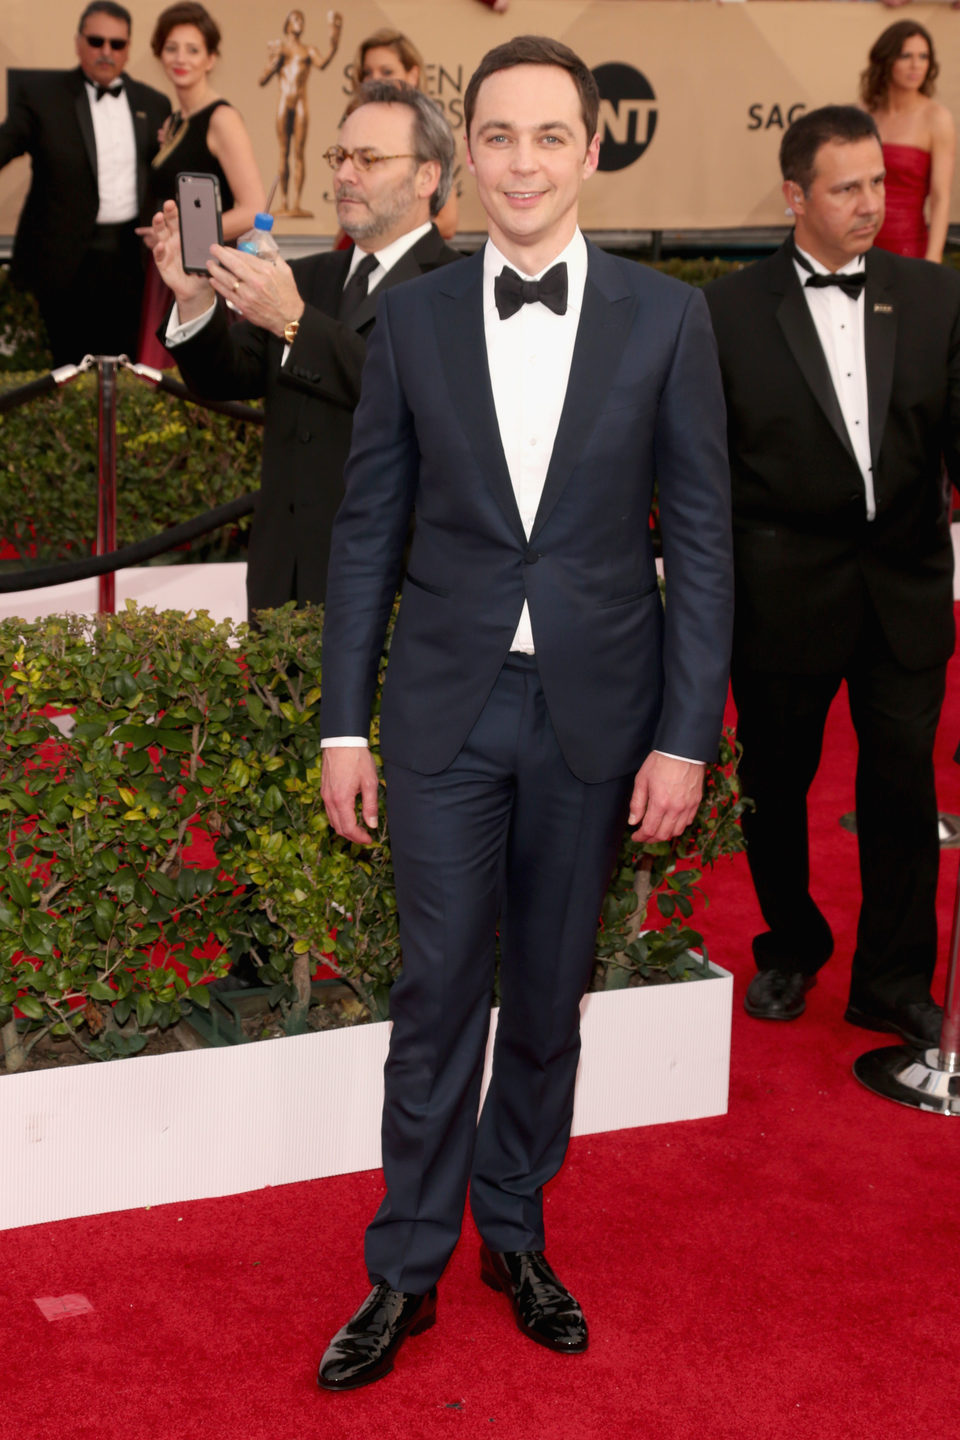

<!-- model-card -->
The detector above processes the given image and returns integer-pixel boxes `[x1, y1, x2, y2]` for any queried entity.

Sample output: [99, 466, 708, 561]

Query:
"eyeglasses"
[323, 146, 419, 173]
[82, 35, 129, 51]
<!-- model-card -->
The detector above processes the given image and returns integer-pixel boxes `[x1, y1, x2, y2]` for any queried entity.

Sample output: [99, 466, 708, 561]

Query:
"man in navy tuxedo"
[0, 3, 170, 364]
[318, 35, 733, 1389]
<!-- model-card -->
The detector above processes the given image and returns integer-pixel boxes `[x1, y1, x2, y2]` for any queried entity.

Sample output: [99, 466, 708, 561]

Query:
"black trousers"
[38, 222, 143, 366]
[732, 617, 946, 1010]
[366, 655, 634, 1294]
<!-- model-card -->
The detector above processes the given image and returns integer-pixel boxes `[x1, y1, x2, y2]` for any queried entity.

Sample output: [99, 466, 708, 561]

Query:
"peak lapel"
[347, 234, 434, 333]
[72, 73, 98, 186]
[775, 268, 857, 468]
[434, 249, 525, 542]
[530, 246, 635, 541]
[863, 249, 897, 467]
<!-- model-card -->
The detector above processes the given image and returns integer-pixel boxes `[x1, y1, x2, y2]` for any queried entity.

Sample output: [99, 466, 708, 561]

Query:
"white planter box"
[0, 964, 731, 1232]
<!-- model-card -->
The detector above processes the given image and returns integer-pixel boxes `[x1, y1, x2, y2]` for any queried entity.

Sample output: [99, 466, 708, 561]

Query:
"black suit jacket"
[169, 226, 461, 612]
[321, 242, 734, 783]
[0, 68, 170, 295]
[705, 242, 960, 674]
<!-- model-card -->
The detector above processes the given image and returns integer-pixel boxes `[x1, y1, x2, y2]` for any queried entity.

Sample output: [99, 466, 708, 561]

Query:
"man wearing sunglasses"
[150, 81, 461, 619]
[0, 3, 170, 366]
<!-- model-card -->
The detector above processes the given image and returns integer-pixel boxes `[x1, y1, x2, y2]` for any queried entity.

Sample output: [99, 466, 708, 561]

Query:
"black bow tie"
[804, 270, 866, 301]
[94, 82, 123, 101]
[792, 243, 865, 301]
[494, 262, 568, 320]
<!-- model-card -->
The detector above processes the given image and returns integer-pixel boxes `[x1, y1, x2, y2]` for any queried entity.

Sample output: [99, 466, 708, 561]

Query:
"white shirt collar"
[346, 221, 433, 282]
[794, 242, 865, 280]
[483, 228, 588, 317]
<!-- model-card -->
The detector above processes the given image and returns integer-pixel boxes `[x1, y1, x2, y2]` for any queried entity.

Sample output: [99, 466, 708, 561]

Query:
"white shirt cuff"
[165, 298, 217, 346]
[654, 751, 703, 765]
[321, 736, 369, 748]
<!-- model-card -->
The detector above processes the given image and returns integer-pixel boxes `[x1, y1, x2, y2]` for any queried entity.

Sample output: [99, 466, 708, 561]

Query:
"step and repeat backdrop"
[3, 1, 960, 236]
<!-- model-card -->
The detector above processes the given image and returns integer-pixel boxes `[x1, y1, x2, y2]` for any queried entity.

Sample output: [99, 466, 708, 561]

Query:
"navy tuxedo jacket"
[321, 241, 734, 784]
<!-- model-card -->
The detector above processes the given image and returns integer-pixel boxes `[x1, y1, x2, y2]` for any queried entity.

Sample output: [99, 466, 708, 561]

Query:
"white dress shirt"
[85, 80, 138, 225]
[793, 245, 875, 520]
[484, 229, 587, 653]
[165, 221, 435, 354]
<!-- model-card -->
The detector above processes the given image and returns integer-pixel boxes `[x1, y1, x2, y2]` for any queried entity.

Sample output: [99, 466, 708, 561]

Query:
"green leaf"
[17, 995, 45, 1020]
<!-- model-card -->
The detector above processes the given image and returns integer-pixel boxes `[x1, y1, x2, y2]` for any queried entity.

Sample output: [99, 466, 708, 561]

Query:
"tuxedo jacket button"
[523, 548, 540, 564]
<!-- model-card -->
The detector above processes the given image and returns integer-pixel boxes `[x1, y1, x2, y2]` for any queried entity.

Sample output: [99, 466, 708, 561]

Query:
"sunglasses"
[82, 35, 129, 51]
[323, 146, 419, 173]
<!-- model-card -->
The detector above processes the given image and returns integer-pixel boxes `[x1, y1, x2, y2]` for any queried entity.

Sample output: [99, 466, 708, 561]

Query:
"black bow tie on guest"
[94, 82, 124, 101]
[792, 244, 865, 301]
[494, 262, 568, 320]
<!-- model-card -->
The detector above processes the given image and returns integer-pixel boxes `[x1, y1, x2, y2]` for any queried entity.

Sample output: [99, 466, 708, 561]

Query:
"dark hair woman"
[860, 21, 955, 262]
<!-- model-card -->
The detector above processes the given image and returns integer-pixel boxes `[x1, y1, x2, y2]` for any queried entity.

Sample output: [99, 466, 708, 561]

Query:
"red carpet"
[5, 641, 960, 1439]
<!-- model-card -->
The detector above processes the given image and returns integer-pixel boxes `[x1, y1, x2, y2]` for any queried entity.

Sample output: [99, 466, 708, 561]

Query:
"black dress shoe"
[317, 1283, 437, 1391]
[479, 1243, 588, 1353]
[744, 969, 816, 1021]
[844, 998, 943, 1049]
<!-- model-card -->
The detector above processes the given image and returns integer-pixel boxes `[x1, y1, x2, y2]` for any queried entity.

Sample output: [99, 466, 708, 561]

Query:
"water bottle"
[236, 212, 279, 262]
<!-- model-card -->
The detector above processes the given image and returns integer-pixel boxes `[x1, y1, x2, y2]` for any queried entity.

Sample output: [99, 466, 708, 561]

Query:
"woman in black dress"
[138, 2, 264, 365]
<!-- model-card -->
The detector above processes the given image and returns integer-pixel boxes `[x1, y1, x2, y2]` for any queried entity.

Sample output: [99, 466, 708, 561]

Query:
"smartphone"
[176, 172, 223, 274]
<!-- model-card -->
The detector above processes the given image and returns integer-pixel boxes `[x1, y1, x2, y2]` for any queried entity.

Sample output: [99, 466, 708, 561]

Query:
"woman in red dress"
[861, 21, 955, 263]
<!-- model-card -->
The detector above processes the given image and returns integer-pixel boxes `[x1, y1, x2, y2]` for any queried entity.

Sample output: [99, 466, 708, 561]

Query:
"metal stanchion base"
[853, 1044, 960, 1115]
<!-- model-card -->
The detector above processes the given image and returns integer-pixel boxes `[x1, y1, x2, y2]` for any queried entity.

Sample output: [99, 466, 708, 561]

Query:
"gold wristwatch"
[283, 319, 300, 344]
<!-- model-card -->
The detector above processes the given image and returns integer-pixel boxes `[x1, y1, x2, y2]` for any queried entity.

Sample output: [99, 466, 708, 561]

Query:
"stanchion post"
[938, 855, 960, 1070]
[96, 356, 118, 615]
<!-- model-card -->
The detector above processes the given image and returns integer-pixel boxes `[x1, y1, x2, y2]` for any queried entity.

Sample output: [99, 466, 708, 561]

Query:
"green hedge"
[0, 369, 258, 565]
[0, 603, 745, 1071]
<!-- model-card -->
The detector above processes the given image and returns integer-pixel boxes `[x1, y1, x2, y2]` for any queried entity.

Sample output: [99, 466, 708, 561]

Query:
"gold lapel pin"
[873, 303, 893, 314]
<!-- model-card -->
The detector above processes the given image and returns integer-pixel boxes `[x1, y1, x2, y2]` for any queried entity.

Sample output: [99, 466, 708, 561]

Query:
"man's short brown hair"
[464, 35, 600, 144]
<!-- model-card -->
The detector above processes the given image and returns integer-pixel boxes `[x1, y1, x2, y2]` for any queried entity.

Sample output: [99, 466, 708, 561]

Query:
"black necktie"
[494, 262, 568, 320]
[94, 82, 123, 102]
[793, 244, 865, 301]
[338, 252, 379, 321]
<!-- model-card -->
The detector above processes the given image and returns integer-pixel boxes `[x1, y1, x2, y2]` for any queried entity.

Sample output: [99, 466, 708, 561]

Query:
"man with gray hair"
[149, 81, 460, 615]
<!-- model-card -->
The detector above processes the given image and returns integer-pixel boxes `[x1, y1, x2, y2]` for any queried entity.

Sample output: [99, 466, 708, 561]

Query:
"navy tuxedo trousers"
[365, 655, 634, 1294]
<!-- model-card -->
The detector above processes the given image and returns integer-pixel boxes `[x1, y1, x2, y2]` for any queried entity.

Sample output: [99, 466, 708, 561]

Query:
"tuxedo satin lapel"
[348, 233, 435, 332]
[776, 281, 857, 467]
[864, 251, 897, 467]
[73, 84, 98, 186]
[435, 251, 524, 541]
[314, 248, 352, 313]
[531, 256, 634, 541]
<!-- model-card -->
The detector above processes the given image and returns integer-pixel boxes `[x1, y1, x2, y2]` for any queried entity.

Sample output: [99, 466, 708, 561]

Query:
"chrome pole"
[95, 356, 118, 615]
[853, 848, 960, 1113]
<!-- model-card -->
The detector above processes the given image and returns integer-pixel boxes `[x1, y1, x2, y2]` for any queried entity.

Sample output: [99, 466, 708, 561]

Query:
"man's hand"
[205, 244, 305, 337]
[145, 200, 213, 319]
[628, 752, 704, 843]
[321, 746, 380, 845]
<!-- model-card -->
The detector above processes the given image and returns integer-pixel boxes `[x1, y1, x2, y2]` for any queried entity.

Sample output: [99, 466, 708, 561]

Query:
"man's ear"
[417, 159, 442, 202]
[582, 131, 601, 180]
[465, 135, 476, 177]
[782, 178, 805, 217]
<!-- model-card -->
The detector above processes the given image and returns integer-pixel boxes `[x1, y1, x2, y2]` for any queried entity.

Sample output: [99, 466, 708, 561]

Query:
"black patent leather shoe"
[844, 997, 943, 1049]
[479, 1243, 588, 1353]
[744, 969, 816, 1021]
[317, 1283, 437, 1391]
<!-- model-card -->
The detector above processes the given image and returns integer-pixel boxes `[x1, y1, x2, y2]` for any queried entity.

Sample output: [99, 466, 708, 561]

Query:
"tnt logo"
[592, 63, 658, 172]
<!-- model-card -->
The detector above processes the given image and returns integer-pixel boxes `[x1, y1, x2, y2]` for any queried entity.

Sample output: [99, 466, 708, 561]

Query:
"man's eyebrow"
[475, 119, 577, 137]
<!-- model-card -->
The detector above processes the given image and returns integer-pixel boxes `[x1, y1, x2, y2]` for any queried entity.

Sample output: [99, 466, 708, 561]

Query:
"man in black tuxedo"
[150, 82, 460, 618]
[705, 106, 960, 1050]
[317, 36, 732, 1389]
[0, 3, 170, 364]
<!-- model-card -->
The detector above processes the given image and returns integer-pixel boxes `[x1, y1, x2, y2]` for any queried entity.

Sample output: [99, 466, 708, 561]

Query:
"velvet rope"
[0, 492, 256, 593]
